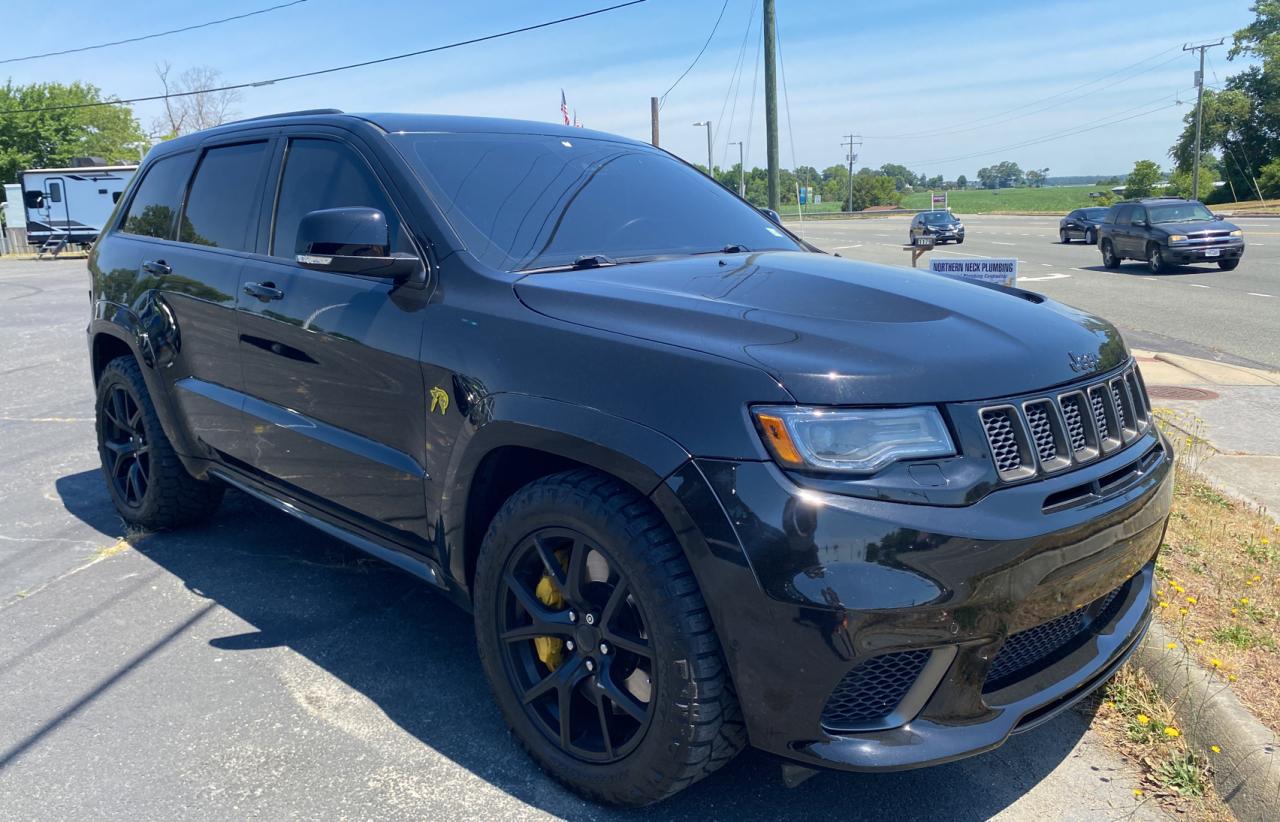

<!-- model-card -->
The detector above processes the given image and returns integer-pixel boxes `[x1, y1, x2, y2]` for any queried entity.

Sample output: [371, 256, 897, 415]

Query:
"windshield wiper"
[516, 254, 620, 274]
[689, 243, 752, 255]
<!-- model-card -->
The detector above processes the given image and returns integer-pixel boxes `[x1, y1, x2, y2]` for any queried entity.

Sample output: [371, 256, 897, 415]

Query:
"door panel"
[235, 262, 430, 537]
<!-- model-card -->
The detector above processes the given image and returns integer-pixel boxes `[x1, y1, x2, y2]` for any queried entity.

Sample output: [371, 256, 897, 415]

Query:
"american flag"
[560, 89, 570, 125]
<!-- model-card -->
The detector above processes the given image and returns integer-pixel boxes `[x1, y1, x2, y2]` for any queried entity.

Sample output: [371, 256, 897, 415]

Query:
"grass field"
[901, 184, 1109, 214]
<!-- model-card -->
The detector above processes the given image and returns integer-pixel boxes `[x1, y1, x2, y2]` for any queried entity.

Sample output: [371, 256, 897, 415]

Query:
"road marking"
[1248, 292, 1273, 298]
[1040, 263, 1053, 267]
[832, 244, 863, 250]
[1020, 272, 1072, 282]
[1188, 284, 1211, 288]
[992, 241, 1015, 246]
[1143, 277, 1158, 281]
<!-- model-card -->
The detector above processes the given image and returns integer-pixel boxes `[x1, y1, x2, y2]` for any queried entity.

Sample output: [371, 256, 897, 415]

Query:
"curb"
[1133, 619, 1279, 822]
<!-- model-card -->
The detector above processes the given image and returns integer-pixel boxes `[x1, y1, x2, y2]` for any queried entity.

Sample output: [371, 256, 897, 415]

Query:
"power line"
[899, 93, 1194, 167]
[658, 0, 731, 110]
[0, 1, 310, 65]
[0, 1, 647, 117]
[862, 45, 1191, 140]
[714, 0, 758, 169]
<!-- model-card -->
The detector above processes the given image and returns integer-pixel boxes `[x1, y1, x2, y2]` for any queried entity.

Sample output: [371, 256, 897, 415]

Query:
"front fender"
[440, 392, 692, 588]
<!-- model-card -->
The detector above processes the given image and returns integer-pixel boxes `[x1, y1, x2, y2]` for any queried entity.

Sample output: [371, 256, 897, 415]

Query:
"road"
[0, 258, 1170, 821]
[788, 213, 1280, 369]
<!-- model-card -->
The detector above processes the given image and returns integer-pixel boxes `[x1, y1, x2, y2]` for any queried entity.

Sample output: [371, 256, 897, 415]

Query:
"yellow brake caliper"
[533, 550, 569, 670]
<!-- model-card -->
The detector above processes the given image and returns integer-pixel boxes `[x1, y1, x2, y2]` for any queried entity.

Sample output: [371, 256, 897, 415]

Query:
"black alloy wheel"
[497, 527, 654, 763]
[100, 383, 150, 508]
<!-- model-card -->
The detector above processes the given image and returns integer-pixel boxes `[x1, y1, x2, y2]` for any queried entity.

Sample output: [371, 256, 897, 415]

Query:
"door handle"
[142, 259, 171, 276]
[243, 281, 284, 302]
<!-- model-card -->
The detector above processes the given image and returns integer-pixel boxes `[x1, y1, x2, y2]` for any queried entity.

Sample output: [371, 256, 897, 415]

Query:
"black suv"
[88, 111, 1171, 806]
[909, 209, 965, 244]
[1098, 198, 1245, 273]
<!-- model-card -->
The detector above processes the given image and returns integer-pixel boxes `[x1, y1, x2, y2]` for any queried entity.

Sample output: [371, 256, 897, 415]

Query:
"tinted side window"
[181, 142, 270, 250]
[1130, 207, 1147, 226]
[121, 152, 197, 239]
[1113, 205, 1133, 225]
[47, 182, 62, 203]
[271, 138, 402, 258]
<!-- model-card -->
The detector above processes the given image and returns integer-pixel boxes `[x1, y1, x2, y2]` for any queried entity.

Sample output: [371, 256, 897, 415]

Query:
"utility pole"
[650, 96, 660, 147]
[729, 141, 745, 197]
[841, 134, 861, 212]
[763, 0, 779, 210]
[693, 121, 713, 177]
[1183, 39, 1224, 202]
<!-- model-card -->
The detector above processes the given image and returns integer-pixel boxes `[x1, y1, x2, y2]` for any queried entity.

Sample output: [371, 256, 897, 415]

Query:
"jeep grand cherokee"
[87, 110, 1172, 807]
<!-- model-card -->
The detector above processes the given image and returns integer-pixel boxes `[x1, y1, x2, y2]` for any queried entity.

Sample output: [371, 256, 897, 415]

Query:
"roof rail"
[225, 108, 345, 125]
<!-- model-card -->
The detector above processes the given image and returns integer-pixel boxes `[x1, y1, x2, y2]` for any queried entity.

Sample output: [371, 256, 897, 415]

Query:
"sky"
[2, 0, 1262, 179]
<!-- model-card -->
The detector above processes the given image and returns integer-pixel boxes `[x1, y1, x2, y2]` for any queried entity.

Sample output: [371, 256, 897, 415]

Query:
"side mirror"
[760, 207, 782, 225]
[23, 190, 44, 209]
[1213, 213, 1224, 221]
[295, 207, 419, 278]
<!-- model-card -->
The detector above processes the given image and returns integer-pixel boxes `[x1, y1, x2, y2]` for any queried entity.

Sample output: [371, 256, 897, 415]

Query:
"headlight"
[1168, 234, 1187, 243]
[752, 406, 955, 473]
[1230, 229, 1243, 237]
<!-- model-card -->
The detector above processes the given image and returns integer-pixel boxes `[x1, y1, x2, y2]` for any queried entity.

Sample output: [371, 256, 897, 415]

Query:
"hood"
[1153, 219, 1239, 235]
[514, 252, 1128, 405]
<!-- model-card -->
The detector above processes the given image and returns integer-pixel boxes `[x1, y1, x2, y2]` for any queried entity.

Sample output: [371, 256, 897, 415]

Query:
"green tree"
[0, 81, 144, 183]
[1259, 157, 1280, 197]
[848, 171, 901, 211]
[1166, 166, 1218, 199]
[956, 174, 968, 189]
[1123, 160, 1162, 198]
[878, 163, 918, 192]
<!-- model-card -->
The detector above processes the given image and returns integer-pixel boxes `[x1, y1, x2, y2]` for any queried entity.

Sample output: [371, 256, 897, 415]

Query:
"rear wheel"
[1218, 259, 1239, 271]
[1101, 240, 1120, 269]
[95, 356, 223, 529]
[474, 469, 745, 806]
[1147, 243, 1167, 274]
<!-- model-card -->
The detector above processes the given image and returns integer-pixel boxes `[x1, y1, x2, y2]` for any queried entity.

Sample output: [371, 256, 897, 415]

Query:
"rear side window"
[121, 152, 196, 239]
[180, 142, 270, 250]
[47, 182, 62, 203]
[271, 138, 403, 258]
[1112, 205, 1133, 225]
[1130, 207, 1147, 226]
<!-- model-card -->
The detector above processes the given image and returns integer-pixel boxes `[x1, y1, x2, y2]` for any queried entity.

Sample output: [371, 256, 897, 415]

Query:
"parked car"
[1059, 206, 1109, 244]
[1098, 198, 1245, 273]
[909, 209, 965, 244]
[88, 110, 1171, 807]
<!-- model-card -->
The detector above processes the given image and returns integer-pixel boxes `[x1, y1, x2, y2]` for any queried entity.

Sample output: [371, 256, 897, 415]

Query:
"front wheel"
[1101, 240, 1120, 269]
[1218, 258, 1239, 271]
[1147, 243, 1167, 274]
[1085, 227, 1096, 244]
[955, 236, 964, 244]
[474, 470, 745, 806]
[1060, 230, 1071, 244]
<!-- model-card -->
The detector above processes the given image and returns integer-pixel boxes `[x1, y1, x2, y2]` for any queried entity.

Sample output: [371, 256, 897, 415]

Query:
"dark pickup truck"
[87, 109, 1171, 807]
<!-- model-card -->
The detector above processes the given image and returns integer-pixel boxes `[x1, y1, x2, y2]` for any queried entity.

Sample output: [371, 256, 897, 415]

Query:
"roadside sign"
[912, 235, 935, 248]
[929, 257, 1017, 288]
[799, 186, 808, 204]
[931, 192, 947, 208]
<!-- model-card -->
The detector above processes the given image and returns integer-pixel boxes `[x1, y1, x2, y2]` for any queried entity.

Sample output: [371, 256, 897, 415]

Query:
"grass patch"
[1151, 408, 1280, 736]
[1090, 665, 1228, 816]
[901, 184, 1109, 214]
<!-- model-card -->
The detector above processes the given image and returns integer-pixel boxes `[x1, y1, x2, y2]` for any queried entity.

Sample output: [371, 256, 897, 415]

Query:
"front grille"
[822, 649, 930, 730]
[984, 582, 1129, 692]
[981, 408, 1023, 474]
[978, 364, 1151, 482]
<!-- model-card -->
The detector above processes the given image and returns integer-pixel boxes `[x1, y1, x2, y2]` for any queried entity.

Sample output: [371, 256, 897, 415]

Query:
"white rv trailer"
[20, 163, 137, 253]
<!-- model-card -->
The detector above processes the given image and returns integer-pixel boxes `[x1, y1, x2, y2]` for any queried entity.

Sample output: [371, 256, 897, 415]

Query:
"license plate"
[1205, 248, 1221, 257]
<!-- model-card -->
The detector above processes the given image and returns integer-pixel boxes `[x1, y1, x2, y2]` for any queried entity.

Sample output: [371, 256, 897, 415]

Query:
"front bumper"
[1168, 241, 1244, 264]
[653, 428, 1172, 773]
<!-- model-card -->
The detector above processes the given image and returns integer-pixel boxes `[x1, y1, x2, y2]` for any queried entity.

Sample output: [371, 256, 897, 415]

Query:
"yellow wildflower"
[1210, 745, 1221, 754]
[1164, 727, 1181, 738]
[1133, 789, 1144, 797]
[1186, 596, 1197, 605]
[1195, 638, 1205, 645]
[1210, 658, 1223, 668]
[1228, 674, 1238, 682]
[1241, 597, 1250, 605]
[1179, 608, 1188, 616]
[1136, 714, 1150, 725]
[1165, 641, 1178, 650]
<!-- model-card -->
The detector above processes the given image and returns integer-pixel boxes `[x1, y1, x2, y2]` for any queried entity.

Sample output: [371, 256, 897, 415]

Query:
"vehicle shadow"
[1073, 263, 1209, 277]
[54, 471, 1097, 822]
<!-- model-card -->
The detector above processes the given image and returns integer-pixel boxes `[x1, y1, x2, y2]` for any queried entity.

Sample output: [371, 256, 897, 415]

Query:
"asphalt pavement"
[0, 258, 1170, 821]
[788, 213, 1280, 369]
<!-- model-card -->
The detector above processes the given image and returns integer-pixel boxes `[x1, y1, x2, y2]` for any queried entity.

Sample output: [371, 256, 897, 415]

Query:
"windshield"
[390, 132, 802, 271]
[1148, 202, 1214, 223]
[1083, 208, 1109, 220]
[923, 211, 954, 224]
